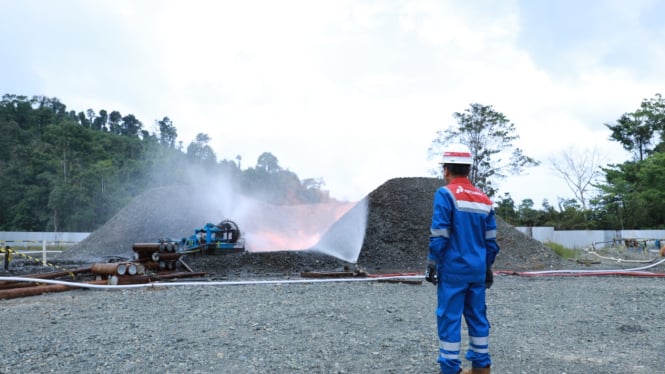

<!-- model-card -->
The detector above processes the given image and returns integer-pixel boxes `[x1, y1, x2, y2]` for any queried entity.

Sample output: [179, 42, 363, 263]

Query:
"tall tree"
[93, 109, 108, 132]
[606, 113, 654, 161]
[186, 133, 217, 164]
[256, 152, 280, 174]
[429, 103, 539, 197]
[108, 110, 122, 134]
[158, 116, 178, 147]
[120, 114, 142, 137]
[605, 94, 665, 161]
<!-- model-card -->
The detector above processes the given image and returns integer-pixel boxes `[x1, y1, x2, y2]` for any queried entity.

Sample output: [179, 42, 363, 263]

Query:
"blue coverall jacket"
[428, 177, 500, 281]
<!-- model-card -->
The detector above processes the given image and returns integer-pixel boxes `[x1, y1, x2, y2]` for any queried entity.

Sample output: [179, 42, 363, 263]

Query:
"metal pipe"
[0, 266, 91, 286]
[151, 272, 207, 280]
[0, 279, 108, 300]
[151, 252, 181, 262]
[126, 263, 138, 276]
[91, 263, 127, 276]
[143, 261, 161, 270]
[108, 275, 151, 285]
[0, 281, 43, 290]
[132, 243, 162, 252]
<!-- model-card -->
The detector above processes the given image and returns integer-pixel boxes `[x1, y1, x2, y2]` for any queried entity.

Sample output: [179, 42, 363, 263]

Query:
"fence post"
[3, 245, 9, 271]
[42, 240, 47, 265]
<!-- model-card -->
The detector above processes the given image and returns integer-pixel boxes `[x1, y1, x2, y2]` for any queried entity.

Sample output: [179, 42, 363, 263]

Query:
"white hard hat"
[441, 143, 473, 165]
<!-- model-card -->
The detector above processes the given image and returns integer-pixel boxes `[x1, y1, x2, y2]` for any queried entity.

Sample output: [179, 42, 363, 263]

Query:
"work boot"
[461, 366, 490, 374]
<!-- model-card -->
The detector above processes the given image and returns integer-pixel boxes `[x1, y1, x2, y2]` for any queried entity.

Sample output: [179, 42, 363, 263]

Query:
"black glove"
[485, 265, 494, 289]
[424, 260, 438, 285]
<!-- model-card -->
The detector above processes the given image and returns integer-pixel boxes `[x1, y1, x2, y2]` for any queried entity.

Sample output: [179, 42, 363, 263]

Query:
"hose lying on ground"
[496, 257, 665, 278]
[2, 258, 664, 292]
[0, 274, 423, 290]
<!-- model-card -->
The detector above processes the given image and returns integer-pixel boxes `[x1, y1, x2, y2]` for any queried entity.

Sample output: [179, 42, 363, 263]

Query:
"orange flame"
[241, 201, 355, 252]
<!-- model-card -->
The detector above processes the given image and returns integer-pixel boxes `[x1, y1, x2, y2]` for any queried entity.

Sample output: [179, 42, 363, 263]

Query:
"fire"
[240, 201, 356, 252]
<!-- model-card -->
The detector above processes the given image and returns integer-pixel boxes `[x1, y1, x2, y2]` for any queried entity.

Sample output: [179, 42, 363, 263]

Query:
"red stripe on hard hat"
[443, 151, 471, 157]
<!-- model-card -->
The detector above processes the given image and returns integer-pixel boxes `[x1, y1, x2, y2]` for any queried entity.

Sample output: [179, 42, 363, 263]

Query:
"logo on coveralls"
[455, 185, 484, 197]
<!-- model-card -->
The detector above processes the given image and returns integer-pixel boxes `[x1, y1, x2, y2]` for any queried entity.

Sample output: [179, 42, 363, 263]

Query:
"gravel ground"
[1, 273, 664, 374]
[4, 177, 665, 373]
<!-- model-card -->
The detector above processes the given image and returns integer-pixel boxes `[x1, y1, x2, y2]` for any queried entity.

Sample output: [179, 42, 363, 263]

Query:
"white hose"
[587, 250, 658, 263]
[0, 275, 423, 290]
[2, 258, 664, 290]
[517, 257, 665, 275]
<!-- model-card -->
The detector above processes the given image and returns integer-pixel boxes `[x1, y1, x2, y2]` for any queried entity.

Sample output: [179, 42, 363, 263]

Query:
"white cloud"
[1, 0, 661, 205]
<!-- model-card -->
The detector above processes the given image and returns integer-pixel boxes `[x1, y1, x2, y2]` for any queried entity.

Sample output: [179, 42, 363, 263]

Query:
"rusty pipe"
[107, 275, 151, 285]
[0, 279, 107, 300]
[132, 243, 162, 252]
[91, 263, 127, 276]
[141, 261, 161, 270]
[132, 251, 154, 261]
[134, 263, 145, 275]
[0, 266, 92, 287]
[151, 272, 207, 280]
[125, 263, 138, 276]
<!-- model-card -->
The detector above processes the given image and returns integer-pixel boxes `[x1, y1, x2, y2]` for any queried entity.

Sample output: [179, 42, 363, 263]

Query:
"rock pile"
[56, 177, 567, 277]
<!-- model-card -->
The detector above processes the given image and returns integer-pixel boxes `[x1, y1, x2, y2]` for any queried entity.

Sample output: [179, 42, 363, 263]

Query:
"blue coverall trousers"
[436, 279, 491, 374]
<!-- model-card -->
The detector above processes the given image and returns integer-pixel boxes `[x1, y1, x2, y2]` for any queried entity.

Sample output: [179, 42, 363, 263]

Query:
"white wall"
[0, 231, 90, 246]
[516, 227, 665, 250]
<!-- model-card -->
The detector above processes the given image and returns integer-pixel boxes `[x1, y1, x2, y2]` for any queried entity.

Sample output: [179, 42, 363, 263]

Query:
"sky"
[2, 0, 664, 206]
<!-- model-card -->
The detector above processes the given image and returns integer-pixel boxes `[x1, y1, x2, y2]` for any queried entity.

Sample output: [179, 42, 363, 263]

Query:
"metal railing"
[1, 240, 76, 269]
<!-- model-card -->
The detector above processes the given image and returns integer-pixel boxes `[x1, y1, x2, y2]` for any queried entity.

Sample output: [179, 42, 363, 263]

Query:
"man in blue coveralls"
[424, 143, 500, 374]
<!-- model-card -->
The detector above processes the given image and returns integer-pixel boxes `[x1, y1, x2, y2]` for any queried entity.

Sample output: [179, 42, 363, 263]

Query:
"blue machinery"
[178, 220, 245, 254]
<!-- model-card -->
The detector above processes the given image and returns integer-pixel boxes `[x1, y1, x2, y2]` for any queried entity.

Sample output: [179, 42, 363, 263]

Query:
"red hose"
[367, 272, 421, 278]
[495, 270, 665, 277]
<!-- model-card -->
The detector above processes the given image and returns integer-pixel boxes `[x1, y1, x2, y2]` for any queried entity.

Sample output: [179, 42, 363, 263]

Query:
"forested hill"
[0, 94, 333, 232]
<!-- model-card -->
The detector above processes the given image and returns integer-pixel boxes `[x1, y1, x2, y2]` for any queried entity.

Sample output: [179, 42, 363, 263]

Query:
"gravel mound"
[54, 177, 569, 276]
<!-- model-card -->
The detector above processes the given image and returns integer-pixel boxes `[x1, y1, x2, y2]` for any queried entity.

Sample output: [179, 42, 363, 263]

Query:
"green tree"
[597, 93, 665, 228]
[108, 110, 122, 134]
[158, 116, 178, 147]
[34, 96, 67, 129]
[77, 111, 91, 128]
[93, 109, 108, 132]
[186, 133, 217, 164]
[120, 114, 142, 137]
[517, 198, 540, 227]
[429, 103, 539, 197]
[495, 193, 518, 224]
[86, 109, 98, 129]
[596, 161, 650, 229]
[554, 198, 589, 229]
[240, 153, 281, 201]
[0, 94, 338, 232]
[43, 120, 93, 182]
[606, 113, 654, 161]
[256, 152, 280, 174]
[605, 94, 665, 161]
